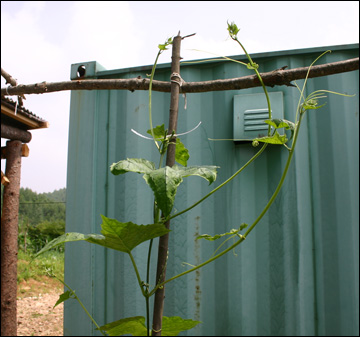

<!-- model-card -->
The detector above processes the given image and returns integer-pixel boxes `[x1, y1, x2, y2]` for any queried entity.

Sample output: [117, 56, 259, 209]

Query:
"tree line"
[1, 186, 66, 253]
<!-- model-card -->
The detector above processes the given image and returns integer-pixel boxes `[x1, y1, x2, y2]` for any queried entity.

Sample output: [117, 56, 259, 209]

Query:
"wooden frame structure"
[1, 94, 48, 336]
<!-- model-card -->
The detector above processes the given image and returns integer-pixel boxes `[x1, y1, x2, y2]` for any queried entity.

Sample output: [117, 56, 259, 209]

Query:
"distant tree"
[17, 187, 66, 252]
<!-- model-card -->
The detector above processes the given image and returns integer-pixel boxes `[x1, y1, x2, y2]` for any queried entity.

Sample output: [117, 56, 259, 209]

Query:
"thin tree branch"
[0, 57, 358, 97]
[1, 67, 25, 105]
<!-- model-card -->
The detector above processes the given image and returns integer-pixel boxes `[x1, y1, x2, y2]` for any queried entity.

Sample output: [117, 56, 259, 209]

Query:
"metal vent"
[233, 92, 284, 141]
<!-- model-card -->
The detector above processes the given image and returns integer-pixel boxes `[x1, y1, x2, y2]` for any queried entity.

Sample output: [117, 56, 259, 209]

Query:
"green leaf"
[34, 218, 170, 256]
[99, 316, 147, 336]
[197, 223, 247, 241]
[34, 232, 104, 257]
[175, 138, 189, 167]
[53, 290, 73, 308]
[98, 216, 170, 253]
[264, 118, 295, 130]
[227, 21, 240, 39]
[143, 166, 183, 217]
[162, 316, 201, 336]
[252, 132, 288, 146]
[158, 37, 173, 51]
[110, 158, 155, 176]
[146, 124, 167, 140]
[98, 315, 200, 336]
[172, 165, 218, 185]
[301, 98, 327, 111]
[265, 118, 295, 140]
[143, 165, 218, 217]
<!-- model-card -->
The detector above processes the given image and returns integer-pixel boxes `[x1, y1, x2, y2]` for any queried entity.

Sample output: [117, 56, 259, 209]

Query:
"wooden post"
[1, 140, 23, 336]
[151, 33, 182, 336]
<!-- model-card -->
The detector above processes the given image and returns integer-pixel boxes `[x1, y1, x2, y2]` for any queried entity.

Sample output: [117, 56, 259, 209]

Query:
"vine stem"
[231, 35, 272, 132]
[167, 142, 268, 222]
[148, 51, 162, 151]
[54, 276, 106, 336]
[150, 112, 305, 296]
[128, 251, 147, 297]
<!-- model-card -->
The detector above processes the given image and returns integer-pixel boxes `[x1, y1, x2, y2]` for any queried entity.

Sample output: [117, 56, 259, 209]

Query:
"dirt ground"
[17, 276, 63, 336]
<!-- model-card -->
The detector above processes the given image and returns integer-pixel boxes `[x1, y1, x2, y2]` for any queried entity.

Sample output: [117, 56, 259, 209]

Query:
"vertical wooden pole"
[151, 33, 182, 336]
[1, 140, 23, 336]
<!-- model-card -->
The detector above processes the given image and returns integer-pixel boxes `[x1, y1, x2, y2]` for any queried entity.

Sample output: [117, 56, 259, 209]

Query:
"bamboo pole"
[151, 32, 182, 336]
[1, 140, 23, 336]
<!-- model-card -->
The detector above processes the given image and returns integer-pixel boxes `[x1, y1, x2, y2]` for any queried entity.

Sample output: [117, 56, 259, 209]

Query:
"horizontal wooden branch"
[1, 57, 358, 97]
[1, 124, 32, 143]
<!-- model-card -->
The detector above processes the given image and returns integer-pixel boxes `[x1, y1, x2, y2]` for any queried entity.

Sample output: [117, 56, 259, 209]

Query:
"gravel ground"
[17, 277, 63, 336]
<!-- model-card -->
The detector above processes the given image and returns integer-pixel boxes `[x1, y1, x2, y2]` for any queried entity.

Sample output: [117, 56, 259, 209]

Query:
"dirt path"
[17, 277, 63, 336]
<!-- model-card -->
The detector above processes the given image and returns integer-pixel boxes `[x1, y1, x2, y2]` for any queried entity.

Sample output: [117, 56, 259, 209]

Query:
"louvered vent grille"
[233, 92, 284, 141]
[244, 108, 271, 131]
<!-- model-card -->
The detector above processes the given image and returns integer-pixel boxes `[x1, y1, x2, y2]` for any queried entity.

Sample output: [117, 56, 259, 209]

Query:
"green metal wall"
[65, 44, 359, 336]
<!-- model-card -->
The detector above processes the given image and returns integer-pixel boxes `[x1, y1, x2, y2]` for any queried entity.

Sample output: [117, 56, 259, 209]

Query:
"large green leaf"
[98, 316, 201, 336]
[34, 216, 170, 257]
[143, 165, 218, 217]
[162, 316, 201, 336]
[111, 155, 218, 218]
[252, 131, 288, 146]
[99, 216, 170, 253]
[34, 232, 104, 257]
[172, 165, 218, 185]
[99, 316, 147, 336]
[143, 166, 183, 217]
[110, 158, 155, 175]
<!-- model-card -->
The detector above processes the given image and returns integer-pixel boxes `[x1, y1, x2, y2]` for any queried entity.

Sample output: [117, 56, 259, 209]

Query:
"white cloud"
[64, 1, 143, 70]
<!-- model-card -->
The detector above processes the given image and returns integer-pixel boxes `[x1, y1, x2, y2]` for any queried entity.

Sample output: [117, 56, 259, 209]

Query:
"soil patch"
[17, 276, 63, 336]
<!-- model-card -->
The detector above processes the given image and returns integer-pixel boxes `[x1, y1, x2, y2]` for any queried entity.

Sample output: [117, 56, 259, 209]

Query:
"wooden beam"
[1, 124, 32, 143]
[0, 57, 358, 96]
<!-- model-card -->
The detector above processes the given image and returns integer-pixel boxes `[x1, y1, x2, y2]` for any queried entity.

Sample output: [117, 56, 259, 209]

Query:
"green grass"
[17, 249, 64, 283]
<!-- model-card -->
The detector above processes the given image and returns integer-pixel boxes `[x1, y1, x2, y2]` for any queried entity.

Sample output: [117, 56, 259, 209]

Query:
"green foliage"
[251, 118, 296, 148]
[34, 216, 170, 257]
[158, 37, 173, 51]
[19, 187, 66, 225]
[227, 21, 240, 39]
[146, 124, 190, 166]
[0, 187, 67, 253]
[174, 138, 190, 166]
[98, 315, 201, 336]
[111, 157, 218, 217]
[17, 249, 64, 283]
[54, 290, 73, 308]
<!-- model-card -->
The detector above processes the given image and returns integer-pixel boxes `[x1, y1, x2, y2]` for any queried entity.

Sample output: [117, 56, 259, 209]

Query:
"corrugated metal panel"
[65, 44, 359, 336]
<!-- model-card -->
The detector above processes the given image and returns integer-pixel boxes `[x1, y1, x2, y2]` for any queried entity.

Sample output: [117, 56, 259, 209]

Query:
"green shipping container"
[65, 44, 359, 336]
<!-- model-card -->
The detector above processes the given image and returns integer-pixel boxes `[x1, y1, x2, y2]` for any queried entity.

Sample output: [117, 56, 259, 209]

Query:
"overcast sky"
[1, 1, 359, 193]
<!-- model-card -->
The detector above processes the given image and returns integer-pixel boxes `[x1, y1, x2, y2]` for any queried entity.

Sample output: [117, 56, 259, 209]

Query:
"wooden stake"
[151, 33, 182, 336]
[1, 140, 23, 336]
